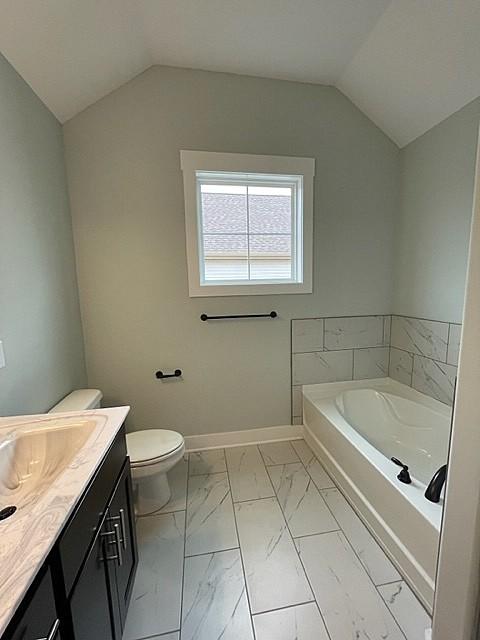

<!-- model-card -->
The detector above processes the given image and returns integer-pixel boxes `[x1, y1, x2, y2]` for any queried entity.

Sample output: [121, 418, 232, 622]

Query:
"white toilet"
[48, 388, 103, 413]
[49, 389, 185, 516]
[126, 430, 185, 515]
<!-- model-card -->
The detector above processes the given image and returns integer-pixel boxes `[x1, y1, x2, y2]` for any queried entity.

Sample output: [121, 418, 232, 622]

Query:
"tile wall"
[389, 316, 461, 406]
[291, 314, 462, 423]
[291, 315, 391, 424]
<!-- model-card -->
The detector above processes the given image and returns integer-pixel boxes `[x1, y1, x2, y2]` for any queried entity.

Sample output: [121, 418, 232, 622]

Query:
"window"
[199, 174, 300, 283]
[181, 151, 314, 296]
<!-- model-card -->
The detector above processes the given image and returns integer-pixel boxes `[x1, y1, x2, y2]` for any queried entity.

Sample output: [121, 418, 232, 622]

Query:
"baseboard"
[184, 424, 304, 452]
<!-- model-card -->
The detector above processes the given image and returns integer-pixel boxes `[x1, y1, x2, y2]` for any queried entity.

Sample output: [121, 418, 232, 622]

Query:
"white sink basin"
[0, 417, 96, 512]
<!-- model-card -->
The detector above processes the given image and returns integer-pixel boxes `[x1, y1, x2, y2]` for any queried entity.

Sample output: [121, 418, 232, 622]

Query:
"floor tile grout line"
[264, 462, 342, 540]
[239, 439, 344, 544]
[263, 458, 302, 467]
[225, 457, 258, 640]
[292, 440, 402, 586]
[315, 474, 404, 594]
[251, 599, 317, 617]
[257, 441, 300, 467]
[376, 578, 405, 588]
[292, 528, 342, 541]
[178, 455, 191, 640]
[136, 446, 336, 640]
[187, 442, 414, 638]
[225, 443, 332, 633]
[232, 494, 276, 505]
[256, 442, 291, 471]
[375, 582, 423, 640]
[375, 579, 432, 618]
[263, 458, 347, 640]
[247, 490, 319, 626]
[263, 459, 302, 469]
[184, 545, 240, 559]
[188, 469, 227, 478]
[318, 497, 408, 639]
[188, 448, 227, 477]
[251, 442, 321, 618]
[277, 470, 334, 640]
[290, 441, 341, 525]
[290, 441, 410, 639]
[184, 467, 239, 560]
[225, 444, 276, 503]
[132, 631, 181, 640]
[317, 484, 404, 591]
[257, 443, 269, 468]
[147, 503, 186, 517]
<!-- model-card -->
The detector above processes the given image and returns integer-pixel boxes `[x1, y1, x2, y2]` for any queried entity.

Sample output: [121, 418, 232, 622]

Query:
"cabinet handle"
[108, 509, 127, 550]
[37, 618, 60, 640]
[119, 508, 127, 550]
[101, 525, 122, 566]
[114, 523, 123, 567]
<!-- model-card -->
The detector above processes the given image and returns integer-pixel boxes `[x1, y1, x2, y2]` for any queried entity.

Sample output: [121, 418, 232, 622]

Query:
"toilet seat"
[127, 429, 184, 466]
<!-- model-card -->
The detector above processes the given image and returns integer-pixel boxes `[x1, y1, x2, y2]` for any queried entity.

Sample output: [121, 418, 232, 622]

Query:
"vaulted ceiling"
[1, 0, 479, 147]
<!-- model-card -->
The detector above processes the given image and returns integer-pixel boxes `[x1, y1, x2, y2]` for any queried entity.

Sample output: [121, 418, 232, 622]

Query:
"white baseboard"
[185, 424, 304, 452]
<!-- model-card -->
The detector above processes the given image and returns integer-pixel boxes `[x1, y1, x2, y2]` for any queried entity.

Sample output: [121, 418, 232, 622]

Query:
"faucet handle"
[391, 457, 412, 484]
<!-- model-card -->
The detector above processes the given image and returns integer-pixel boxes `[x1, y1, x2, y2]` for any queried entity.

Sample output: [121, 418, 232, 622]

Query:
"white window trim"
[180, 150, 315, 297]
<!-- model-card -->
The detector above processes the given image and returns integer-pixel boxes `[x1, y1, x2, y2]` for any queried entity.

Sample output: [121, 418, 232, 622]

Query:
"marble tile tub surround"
[389, 315, 461, 405]
[291, 315, 391, 423]
[291, 314, 462, 420]
[124, 439, 430, 640]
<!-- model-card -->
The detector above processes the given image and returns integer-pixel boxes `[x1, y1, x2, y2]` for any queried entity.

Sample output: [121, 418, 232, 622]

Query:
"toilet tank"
[48, 389, 103, 413]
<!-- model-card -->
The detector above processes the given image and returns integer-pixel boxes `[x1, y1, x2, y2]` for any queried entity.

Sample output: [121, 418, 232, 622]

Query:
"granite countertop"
[0, 405, 130, 636]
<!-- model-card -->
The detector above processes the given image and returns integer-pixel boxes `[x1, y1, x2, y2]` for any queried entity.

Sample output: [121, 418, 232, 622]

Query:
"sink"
[0, 418, 96, 512]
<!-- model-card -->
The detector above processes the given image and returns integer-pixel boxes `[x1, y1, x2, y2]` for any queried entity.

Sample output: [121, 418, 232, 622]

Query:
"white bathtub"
[302, 377, 451, 612]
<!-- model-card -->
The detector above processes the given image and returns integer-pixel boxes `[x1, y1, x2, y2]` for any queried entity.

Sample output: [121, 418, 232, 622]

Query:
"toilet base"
[129, 441, 185, 516]
[133, 471, 171, 516]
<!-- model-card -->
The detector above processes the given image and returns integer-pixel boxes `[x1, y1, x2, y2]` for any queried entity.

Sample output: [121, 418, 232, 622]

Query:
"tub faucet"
[425, 465, 447, 503]
[391, 457, 412, 484]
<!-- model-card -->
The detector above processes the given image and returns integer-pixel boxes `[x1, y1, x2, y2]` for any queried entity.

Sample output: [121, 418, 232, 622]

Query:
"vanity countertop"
[0, 405, 130, 636]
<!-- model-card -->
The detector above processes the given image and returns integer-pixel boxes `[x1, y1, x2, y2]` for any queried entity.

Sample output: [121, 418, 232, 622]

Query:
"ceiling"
[1, 0, 479, 147]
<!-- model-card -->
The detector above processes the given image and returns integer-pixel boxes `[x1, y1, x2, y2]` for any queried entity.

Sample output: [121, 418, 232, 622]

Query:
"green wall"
[64, 65, 399, 435]
[2, 54, 477, 429]
[0, 53, 86, 415]
[394, 98, 480, 323]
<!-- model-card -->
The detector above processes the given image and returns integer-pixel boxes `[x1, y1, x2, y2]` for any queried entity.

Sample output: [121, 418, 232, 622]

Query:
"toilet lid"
[126, 429, 184, 463]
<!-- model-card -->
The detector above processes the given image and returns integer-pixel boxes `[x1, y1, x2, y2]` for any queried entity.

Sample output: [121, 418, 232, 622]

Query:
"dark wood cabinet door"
[6, 566, 61, 640]
[107, 460, 138, 630]
[69, 516, 116, 640]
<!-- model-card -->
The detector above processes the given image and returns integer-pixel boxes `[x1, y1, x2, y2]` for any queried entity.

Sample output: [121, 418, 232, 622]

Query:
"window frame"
[180, 150, 315, 297]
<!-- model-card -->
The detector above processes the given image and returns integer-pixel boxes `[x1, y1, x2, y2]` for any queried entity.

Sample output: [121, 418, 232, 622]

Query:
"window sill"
[189, 281, 313, 297]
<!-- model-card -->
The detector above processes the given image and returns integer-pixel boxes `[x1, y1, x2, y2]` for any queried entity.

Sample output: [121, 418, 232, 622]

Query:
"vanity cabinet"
[6, 566, 61, 640]
[69, 460, 137, 640]
[106, 462, 138, 629]
[69, 513, 117, 640]
[2, 426, 138, 640]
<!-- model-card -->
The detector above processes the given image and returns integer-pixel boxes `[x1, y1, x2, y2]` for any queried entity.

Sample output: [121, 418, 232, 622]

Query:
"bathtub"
[302, 377, 451, 612]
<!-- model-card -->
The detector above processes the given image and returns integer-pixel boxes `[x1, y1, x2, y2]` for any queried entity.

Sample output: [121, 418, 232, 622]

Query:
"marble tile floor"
[123, 440, 431, 640]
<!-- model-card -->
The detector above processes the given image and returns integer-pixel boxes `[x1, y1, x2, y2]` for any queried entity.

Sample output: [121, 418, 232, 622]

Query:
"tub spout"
[425, 464, 447, 503]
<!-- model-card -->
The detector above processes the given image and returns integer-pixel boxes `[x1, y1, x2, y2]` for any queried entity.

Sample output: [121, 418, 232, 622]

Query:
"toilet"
[48, 388, 103, 413]
[126, 429, 185, 515]
[49, 389, 185, 516]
